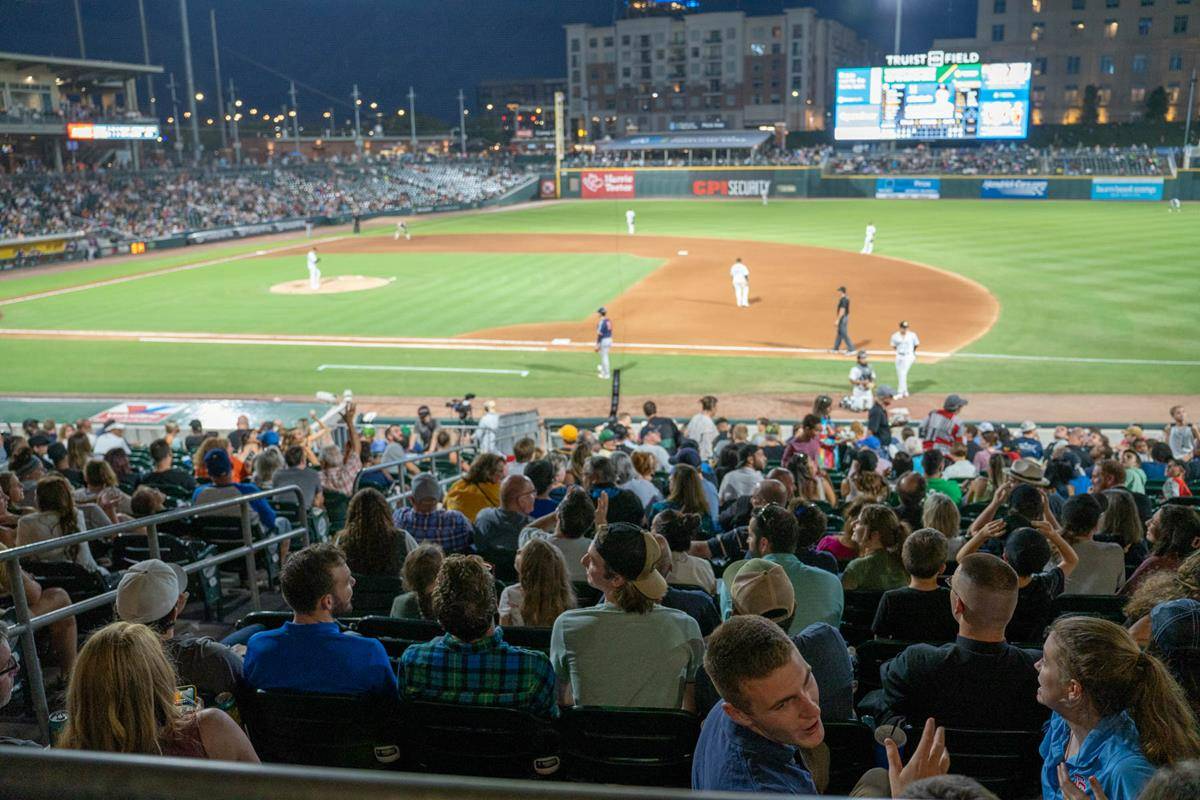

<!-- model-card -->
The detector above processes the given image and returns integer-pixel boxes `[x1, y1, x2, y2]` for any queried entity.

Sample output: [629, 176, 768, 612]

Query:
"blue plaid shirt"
[393, 506, 474, 553]
[398, 628, 558, 719]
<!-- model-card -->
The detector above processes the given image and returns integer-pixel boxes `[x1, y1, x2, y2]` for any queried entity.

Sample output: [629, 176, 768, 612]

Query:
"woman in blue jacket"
[1037, 616, 1200, 800]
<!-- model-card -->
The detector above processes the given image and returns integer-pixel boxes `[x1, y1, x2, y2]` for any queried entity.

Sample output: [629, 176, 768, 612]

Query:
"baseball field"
[0, 198, 1196, 414]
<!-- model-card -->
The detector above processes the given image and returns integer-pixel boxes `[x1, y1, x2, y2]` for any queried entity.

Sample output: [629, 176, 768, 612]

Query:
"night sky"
[1, 0, 977, 124]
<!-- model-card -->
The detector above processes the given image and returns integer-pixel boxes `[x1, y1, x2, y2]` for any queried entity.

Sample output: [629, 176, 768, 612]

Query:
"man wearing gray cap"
[392, 472, 474, 554]
[115, 559, 242, 701]
[920, 394, 968, 455]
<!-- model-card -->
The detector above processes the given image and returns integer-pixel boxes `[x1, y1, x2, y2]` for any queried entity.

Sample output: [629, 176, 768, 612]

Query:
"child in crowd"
[872, 528, 957, 642]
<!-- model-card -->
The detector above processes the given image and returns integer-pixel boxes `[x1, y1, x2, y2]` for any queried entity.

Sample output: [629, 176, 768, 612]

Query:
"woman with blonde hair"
[499, 537, 576, 627]
[1097, 488, 1149, 576]
[1125, 550, 1200, 643]
[1037, 616, 1200, 800]
[16, 475, 105, 572]
[444, 452, 505, 523]
[64, 431, 93, 485]
[336, 487, 416, 577]
[75, 460, 133, 517]
[965, 452, 1008, 505]
[923, 492, 965, 559]
[647, 464, 715, 534]
[58, 621, 258, 761]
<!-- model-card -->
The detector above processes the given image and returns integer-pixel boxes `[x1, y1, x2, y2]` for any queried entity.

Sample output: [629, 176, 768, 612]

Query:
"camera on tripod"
[445, 393, 476, 421]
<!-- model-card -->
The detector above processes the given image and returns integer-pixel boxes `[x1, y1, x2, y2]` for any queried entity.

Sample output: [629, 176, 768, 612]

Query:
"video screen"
[834, 62, 1031, 141]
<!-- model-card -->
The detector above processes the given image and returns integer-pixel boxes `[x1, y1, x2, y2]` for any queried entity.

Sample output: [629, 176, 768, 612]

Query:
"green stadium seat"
[399, 701, 560, 779]
[240, 689, 401, 770]
[556, 705, 700, 787]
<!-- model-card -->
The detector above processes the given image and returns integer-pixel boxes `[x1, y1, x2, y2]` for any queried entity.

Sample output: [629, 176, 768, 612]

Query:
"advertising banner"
[690, 176, 773, 197]
[580, 170, 635, 199]
[1090, 178, 1164, 201]
[875, 177, 941, 199]
[980, 179, 1048, 199]
[539, 178, 557, 199]
[93, 402, 186, 426]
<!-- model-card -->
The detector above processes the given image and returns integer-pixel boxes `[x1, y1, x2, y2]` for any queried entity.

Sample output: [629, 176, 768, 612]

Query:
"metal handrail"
[2, 484, 309, 743]
[352, 444, 472, 497]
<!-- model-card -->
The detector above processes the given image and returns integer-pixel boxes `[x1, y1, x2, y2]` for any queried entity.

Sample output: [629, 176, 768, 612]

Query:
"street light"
[195, 92, 204, 101]
[369, 101, 378, 109]
[249, 107, 258, 115]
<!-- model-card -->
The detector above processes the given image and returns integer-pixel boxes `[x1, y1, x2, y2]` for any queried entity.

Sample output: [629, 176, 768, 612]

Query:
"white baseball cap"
[115, 559, 187, 624]
[978, 422, 995, 433]
[1020, 421, 1038, 433]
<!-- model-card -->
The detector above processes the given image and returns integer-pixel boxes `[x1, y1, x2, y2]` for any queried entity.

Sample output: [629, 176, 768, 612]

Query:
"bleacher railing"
[1, 485, 309, 742]
[353, 444, 471, 499]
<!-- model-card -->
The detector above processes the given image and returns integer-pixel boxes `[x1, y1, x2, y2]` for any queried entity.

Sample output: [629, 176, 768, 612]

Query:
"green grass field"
[2, 199, 1197, 398]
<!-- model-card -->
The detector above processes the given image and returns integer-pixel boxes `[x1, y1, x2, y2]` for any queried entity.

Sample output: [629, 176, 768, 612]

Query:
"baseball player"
[890, 320, 920, 399]
[840, 350, 875, 412]
[861, 221, 876, 255]
[625, 209, 636, 235]
[1170, 197, 1183, 213]
[394, 220, 411, 240]
[306, 247, 321, 291]
[729, 258, 750, 308]
[760, 185, 769, 206]
[595, 307, 613, 379]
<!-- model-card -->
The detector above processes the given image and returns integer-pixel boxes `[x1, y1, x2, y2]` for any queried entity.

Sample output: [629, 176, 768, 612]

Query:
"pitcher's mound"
[270, 275, 393, 295]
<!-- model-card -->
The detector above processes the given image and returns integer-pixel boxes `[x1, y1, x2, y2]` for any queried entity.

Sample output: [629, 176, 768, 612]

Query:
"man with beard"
[243, 542, 396, 697]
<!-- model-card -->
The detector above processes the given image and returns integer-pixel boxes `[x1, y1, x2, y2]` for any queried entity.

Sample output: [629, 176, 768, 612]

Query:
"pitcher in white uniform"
[861, 222, 876, 255]
[730, 258, 750, 307]
[306, 247, 321, 291]
[625, 209, 636, 235]
[890, 320, 920, 399]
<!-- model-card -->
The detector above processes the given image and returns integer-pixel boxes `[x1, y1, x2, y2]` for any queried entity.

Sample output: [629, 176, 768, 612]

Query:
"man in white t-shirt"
[861, 222, 876, 255]
[729, 258, 750, 308]
[306, 247, 321, 290]
[625, 209, 636, 235]
[889, 320, 920, 399]
[686, 395, 720, 461]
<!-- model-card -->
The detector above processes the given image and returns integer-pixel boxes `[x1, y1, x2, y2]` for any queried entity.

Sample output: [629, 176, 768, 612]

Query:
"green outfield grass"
[2, 199, 1197, 398]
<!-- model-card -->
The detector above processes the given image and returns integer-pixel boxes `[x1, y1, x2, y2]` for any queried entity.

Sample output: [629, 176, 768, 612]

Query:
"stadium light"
[183, 111, 191, 119]
[791, 90, 799, 97]
[398, 109, 405, 116]
[651, 92, 659, 98]
[369, 101, 378, 109]
[463, 109, 469, 115]
[288, 110, 296, 117]
[206, 118, 214, 125]
[195, 92, 204, 101]
[233, 113, 242, 121]
[262, 114, 270, 121]
[249, 107, 258, 115]
[535, 107, 542, 114]
[224, 114, 231, 121]
[166, 116, 175, 124]
[355, 98, 362, 105]
[234, 99, 243, 107]
[323, 110, 331, 118]
[486, 103, 494, 110]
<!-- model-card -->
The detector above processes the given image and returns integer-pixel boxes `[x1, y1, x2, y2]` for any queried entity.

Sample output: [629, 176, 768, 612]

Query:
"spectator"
[1143, 442, 1174, 482]
[1148, 598, 1200, 717]
[0, 622, 42, 747]
[336, 487, 418, 577]
[508, 437, 536, 476]
[870, 553, 1047, 730]
[840, 450, 889, 504]
[194, 438, 245, 484]
[1164, 460, 1193, 500]
[692, 615, 948, 795]
[518, 486, 595, 582]
[684, 395, 719, 461]
[649, 463, 716, 534]
[475, 400, 500, 454]
[138, 438, 196, 494]
[641, 400, 681, 453]
[1167, 406, 1200, 461]
[192, 449, 282, 535]
[790, 452, 836, 506]
[63, 431, 92, 487]
[184, 419, 207, 452]
[390, 543, 444, 619]
[921, 394, 968, 455]
[16, 475, 105, 572]
[618, 451, 663, 510]
[1139, 760, 1200, 800]
[690, 479, 789, 564]
[1125, 506, 1200, 595]
[581, 456, 645, 526]
[650, 531, 721, 637]
[12, 450, 46, 496]
[722, 503, 843, 633]
[318, 403, 361, 498]
[92, 422, 131, 457]
[789, 501, 839, 575]
[922, 491, 963, 558]
[1056, 494, 1125, 595]
[58, 622, 258, 762]
[474, 474, 536, 554]
[114, 559, 242, 702]
[842, 503, 908, 591]
[251, 446, 285, 489]
[1037, 617, 1200, 800]
[965, 453, 1008, 505]
[523, 458, 560, 518]
[1012, 421, 1045, 461]
[392, 473, 473, 554]
[634, 427, 671, 472]
[1126, 552, 1200, 647]
[499, 538, 576, 627]
[781, 415, 823, 470]
[0, 543, 77, 673]
[651, 509, 717, 593]
[549, 509, 703, 710]
[271, 445, 323, 510]
[445, 452, 505, 523]
[399, 554, 558, 718]
[922, 450, 963, 505]
[244, 542, 397, 696]
[873, 528, 958, 642]
[816, 503, 862, 565]
[1097, 488, 1149, 575]
[904, 775, 1000, 799]
[1122, 449, 1148, 495]
[895, 472, 929, 531]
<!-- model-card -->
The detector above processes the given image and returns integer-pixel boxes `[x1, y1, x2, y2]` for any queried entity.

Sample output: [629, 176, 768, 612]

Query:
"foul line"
[317, 364, 530, 377]
[0, 327, 1196, 367]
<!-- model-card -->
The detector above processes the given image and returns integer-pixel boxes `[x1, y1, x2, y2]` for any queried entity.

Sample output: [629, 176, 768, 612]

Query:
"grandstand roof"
[596, 130, 771, 152]
[0, 51, 163, 83]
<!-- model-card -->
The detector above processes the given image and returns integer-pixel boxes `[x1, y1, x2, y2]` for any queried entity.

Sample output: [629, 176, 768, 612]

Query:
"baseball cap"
[597, 306, 607, 315]
[27, 434, 50, 447]
[899, 320, 909, 328]
[978, 422, 995, 434]
[725, 559, 796, 622]
[1020, 420, 1038, 433]
[856, 349, 868, 358]
[594, 523, 668, 601]
[610, 423, 628, 439]
[189, 419, 203, 432]
[876, 384, 896, 399]
[12, 452, 41, 478]
[258, 430, 281, 447]
[411, 472, 443, 502]
[943, 394, 969, 412]
[558, 424, 578, 444]
[598, 429, 616, 444]
[417, 405, 431, 416]
[1151, 598, 1200, 655]
[670, 447, 701, 468]
[204, 448, 233, 477]
[115, 559, 187, 624]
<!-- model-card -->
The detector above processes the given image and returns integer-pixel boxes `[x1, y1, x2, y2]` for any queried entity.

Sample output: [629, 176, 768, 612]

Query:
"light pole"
[210, 9, 227, 150]
[1184, 68, 1197, 167]
[228, 79, 241, 165]
[893, 0, 903, 54]
[178, 0, 202, 163]
[136, 0, 156, 120]
[167, 73, 184, 165]
[352, 84, 363, 158]
[458, 89, 467, 155]
[408, 86, 417, 150]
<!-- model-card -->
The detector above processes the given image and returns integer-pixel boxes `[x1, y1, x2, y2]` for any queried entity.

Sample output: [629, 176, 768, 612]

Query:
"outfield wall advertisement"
[580, 170, 636, 199]
[1090, 178, 1164, 201]
[875, 178, 941, 199]
[980, 179, 1048, 199]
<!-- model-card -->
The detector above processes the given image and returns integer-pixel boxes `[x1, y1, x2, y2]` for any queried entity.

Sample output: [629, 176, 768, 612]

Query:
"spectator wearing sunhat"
[115, 559, 243, 701]
[920, 394, 968, 455]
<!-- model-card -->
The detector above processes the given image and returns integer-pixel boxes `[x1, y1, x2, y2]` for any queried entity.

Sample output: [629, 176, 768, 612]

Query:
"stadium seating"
[556, 705, 701, 788]
[240, 689, 401, 770]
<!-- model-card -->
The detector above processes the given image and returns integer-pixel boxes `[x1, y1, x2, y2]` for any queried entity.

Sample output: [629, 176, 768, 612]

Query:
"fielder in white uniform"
[306, 247, 321, 291]
[730, 258, 750, 308]
[890, 320, 920, 399]
[1170, 197, 1183, 212]
[625, 209, 636, 235]
[843, 350, 875, 412]
[861, 222, 876, 255]
[595, 307, 613, 379]
[394, 220, 411, 240]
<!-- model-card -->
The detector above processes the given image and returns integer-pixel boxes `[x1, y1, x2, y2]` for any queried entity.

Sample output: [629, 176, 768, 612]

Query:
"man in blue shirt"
[244, 542, 397, 697]
[1013, 421, 1045, 460]
[693, 615, 948, 796]
[192, 449, 280, 532]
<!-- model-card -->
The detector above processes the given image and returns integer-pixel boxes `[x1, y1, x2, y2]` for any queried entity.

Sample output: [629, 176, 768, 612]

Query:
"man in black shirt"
[641, 400, 681, 453]
[873, 528, 957, 642]
[867, 385, 897, 451]
[138, 438, 197, 493]
[831, 286, 852, 354]
[183, 419, 208, 453]
[868, 553, 1047, 731]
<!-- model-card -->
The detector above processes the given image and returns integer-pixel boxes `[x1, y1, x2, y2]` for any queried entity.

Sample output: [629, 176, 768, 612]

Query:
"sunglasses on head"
[753, 503, 786, 525]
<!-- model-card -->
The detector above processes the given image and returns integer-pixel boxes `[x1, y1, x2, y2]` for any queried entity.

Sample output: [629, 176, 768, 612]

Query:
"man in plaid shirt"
[392, 473, 474, 553]
[398, 554, 557, 718]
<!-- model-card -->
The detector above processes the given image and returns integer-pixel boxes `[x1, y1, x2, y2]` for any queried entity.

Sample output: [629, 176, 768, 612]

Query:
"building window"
[1066, 55, 1082, 73]
[1032, 0, 1042, 9]
[1131, 87, 1146, 103]
[1034, 56, 1048, 75]
[1072, 0, 1086, 7]
[1133, 54, 1148, 71]
[1064, 84, 1080, 104]
[570, 39, 580, 52]
[1106, 0, 1119, 6]
[1032, 86, 1046, 106]
[604, 36, 613, 47]
[1104, 18, 1119, 37]
[1070, 19, 1086, 33]
[992, 23, 1006, 40]
[589, 38, 598, 48]
[1141, 0, 1155, 4]
[995, 0, 1007, 11]
[1139, 17, 1153, 33]
[1170, 51, 1183, 70]
[1100, 55, 1115, 74]
[1032, 22, 1045, 39]
[1168, 83, 1181, 102]
[1174, 15, 1189, 31]
[1097, 86, 1112, 105]
[792, 24, 803, 39]
[621, 35, 630, 45]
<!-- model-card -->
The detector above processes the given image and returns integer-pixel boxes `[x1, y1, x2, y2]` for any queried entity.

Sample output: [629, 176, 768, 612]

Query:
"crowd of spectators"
[2, 396, 1200, 799]
[826, 144, 1046, 176]
[1048, 144, 1172, 177]
[0, 159, 533, 240]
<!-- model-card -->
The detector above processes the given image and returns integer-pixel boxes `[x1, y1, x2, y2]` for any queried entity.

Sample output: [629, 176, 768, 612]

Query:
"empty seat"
[240, 689, 401, 770]
[557, 705, 700, 787]
[840, 590, 884, 646]
[398, 700, 560, 779]
[1051, 594, 1127, 625]
[943, 726, 1043, 798]
[350, 574, 404, 617]
[853, 638, 911, 701]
